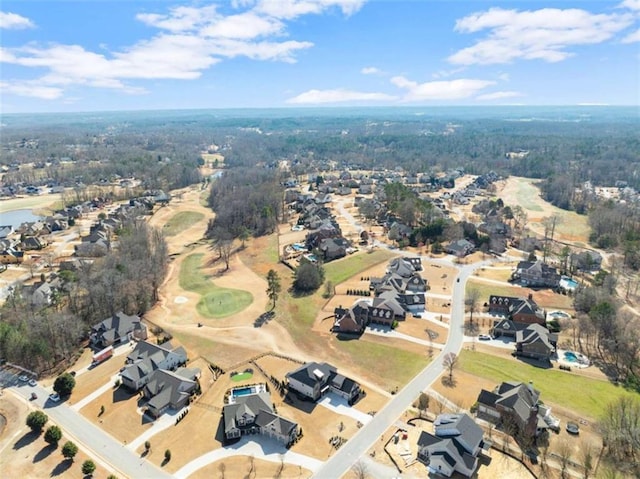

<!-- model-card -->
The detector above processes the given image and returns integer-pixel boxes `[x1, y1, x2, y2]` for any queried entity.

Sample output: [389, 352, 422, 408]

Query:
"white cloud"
[622, 28, 640, 42]
[361, 66, 381, 75]
[0, 11, 35, 29]
[431, 67, 465, 79]
[286, 88, 396, 104]
[497, 72, 510, 82]
[476, 90, 523, 101]
[0, 81, 62, 99]
[449, 7, 634, 65]
[391, 76, 495, 101]
[619, 0, 640, 11]
[2, 1, 364, 101]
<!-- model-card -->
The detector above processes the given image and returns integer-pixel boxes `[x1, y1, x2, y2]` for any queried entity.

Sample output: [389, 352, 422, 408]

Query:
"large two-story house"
[143, 367, 200, 418]
[120, 341, 188, 391]
[90, 312, 147, 348]
[223, 386, 298, 446]
[512, 260, 560, 288]
[417, 413, 488, 478]
[515, 324, 557, 361]
[286, 362, 361, 405]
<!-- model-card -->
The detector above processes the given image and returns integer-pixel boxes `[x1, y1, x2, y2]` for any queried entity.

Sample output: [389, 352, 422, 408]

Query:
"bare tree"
[218, 462, 226, 479]
[416, 392, 430, 418]
[580, 440, 595, 479]
[351, 460, 368, 479]
[442, 352, 458, 383]
[466, 287, 481, 325]
[558, 438, 573, 479]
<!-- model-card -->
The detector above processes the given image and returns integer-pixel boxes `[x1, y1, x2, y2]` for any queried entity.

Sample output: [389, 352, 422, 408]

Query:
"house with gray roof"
[286, 362, 360, 404]
[444, 239, 475, 257]
[90, 312, 147, 348]
[121, 341, 187, 391]
[515, 324, 557, 361]
[488, 294, 545, 326]
[417, 413, 488, 477]
[476, 381, 550, 440]
[223, 388, 298, 446]
[143, 367, 200, 418]
[513, 260, 561, 288]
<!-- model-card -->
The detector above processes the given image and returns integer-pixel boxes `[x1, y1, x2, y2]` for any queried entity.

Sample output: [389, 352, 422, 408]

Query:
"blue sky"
[1, 0, 639, 113]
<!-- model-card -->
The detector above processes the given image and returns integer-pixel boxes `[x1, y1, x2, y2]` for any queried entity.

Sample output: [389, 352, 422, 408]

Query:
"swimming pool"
[232, 386, 256, 398]
[560, 276, 579, 290]
[291, 243, 307, 252]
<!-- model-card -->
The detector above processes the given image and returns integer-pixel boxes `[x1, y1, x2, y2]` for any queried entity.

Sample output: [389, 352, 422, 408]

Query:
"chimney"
[528, 293, 533, 301]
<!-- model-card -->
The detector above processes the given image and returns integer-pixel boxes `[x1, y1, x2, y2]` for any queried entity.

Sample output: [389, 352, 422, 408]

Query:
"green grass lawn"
[231, 372, 253, 382]
[458, 350, 636, 420]
[466, 279, 525, 302]
[336, 338, 429, 391]
[179, 253, 253, 318]
[324, 249, 395, 285]
[514, 179, 544, 212]
[163, 211, 205, 236]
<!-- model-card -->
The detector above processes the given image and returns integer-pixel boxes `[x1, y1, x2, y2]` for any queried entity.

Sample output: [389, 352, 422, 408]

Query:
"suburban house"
[121, 341, 188, 391]
[512, 260, 561, 288]
[444, 239, 475, 257]
[0, 246, 24, 264]
[223, 386, 298, 446]
[515, 324, 557, 361]
[417, 413, 488, 478]
[488, 294, 546, 326]
[370, 272, 428, 295]
[491, 318, 531, 339]
[475, 381, 551, 439]
[387, 256, 423, 276]
[27, 276, 63, 307]
[286, 362, 361, 404]
[333, 299, 370, 335]
[571, 250, 603, 271]
[143, 367, 200, 418]
[0, 225, 13, 239]
[318, 237, 349, 261]
[90, 312, 148, 348]
[332, 294, 408, 335]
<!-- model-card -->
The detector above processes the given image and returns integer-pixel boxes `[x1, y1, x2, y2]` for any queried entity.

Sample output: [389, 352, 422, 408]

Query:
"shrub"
[54, 372, 76, 397]
[44, 425, 62, 447]
[26, 410, 48, 432]
[62, 441, 78, 460]
[81, 460, 96, 475]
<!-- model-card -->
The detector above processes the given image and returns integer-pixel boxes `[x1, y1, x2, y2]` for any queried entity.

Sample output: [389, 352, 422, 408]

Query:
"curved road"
[313, 258, 488, 479]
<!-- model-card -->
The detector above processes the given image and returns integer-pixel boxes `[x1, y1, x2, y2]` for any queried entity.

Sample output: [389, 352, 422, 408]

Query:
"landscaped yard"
[179, 253, 253, 318]
[162, 211, 205, 236]
[458, 350, 636, 420]
[230, 371, 253, 382]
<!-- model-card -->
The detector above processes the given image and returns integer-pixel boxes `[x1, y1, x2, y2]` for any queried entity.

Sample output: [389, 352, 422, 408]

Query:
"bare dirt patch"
[189, 456, 312, 479]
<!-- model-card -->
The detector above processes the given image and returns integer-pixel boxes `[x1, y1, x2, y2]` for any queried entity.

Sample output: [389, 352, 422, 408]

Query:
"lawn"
[162, 211, 205, 236]
[466, 279, 528, 302]
[324, 249, 396, 286]
[179, 253, 253, 318]
[335, 337, 429, 391]
[230, 371, 253, 382]
[458, 350, 636, 420]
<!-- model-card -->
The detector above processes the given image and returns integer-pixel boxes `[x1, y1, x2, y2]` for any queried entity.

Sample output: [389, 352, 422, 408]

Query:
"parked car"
[48, 393, 61, 403]
[30, 392, 38, 400]
[566, 422, 580, 435]
[478, 334, 492, 341]
[18, 375, 29, 382]
[28, 379, 37, 387]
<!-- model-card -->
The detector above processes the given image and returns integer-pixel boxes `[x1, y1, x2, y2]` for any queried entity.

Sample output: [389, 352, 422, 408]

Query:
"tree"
[442, 352, 458, 382]
[62, 441, 78, 460]
[218, 462, 226, 479]
[164, 449, 172, 462]
[580, 440, 595, 479]
[81, 460, 96, 476]
[144, 440, 151, 452]
[292, 260, 324, 294]
[465, 287, 481, 324]
[54, 372, 76, 397]
[416, 392, 430, 417]
[266, 269, 281, 309]
[238, 227, 250, 249]
[44, 425, 63, 447]
[351, 460, 368, 479]
[26, 410, 48, 432]
[600, 396, 640, 476]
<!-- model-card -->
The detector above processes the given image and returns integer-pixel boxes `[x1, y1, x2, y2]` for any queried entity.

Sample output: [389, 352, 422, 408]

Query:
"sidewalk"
[70, 373, 120, 411]
[318, 392, 374, 425]
[127, 406, 187, 451]
[365, 326, 444, 350]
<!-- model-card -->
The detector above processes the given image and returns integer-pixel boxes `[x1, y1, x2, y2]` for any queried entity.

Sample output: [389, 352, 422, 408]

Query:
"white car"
[18, 375, 29, 382]
[28, 379, 37, 387]
[478, 334, 493, 341]
[49, 393, 61, 402]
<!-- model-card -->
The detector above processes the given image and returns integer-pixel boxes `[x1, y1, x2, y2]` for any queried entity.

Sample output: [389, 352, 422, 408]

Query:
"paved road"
[313, 259, 488, 479]
[9, 382, 172, 479]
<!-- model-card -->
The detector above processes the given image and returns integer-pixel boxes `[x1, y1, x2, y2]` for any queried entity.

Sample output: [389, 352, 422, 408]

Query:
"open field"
[497, 177, 591, 242]
[458, 349, 636, 420]
[0, 193, 63, 214]
[323, 249, 395, 286]
[162, 211, 205, 236]
[179, 253, 253, 318]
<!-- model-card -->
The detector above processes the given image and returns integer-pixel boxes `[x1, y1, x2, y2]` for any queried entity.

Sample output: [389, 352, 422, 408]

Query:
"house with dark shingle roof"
[223, 388, 298, 445]
[476, 381, 550, 439]
[417, 413, 488, 477]
[444, 239, 475, 257]
[121, 341, 187, 391]
[513, 260, 560, 288]
[286, 362, 360, 404]
[90, 312, 147, 348]
[143, 367, 200, 418]
[515, 324, 557, 361]
[488, 294, 545, 326]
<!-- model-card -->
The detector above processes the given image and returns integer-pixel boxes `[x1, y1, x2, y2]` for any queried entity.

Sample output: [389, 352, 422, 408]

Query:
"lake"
[0, 209, 43, 229]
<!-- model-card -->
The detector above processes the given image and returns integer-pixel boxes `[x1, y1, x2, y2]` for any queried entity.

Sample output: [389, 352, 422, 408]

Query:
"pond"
[0, 209, 43, 229]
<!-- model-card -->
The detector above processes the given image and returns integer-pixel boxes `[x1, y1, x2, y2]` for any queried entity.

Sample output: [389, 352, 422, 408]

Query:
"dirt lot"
[190, 456, 312, 479]
[0, 392, 109, 479]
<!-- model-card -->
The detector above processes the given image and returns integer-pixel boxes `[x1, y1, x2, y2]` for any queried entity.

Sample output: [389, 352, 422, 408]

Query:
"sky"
[1, 0, 639, 113]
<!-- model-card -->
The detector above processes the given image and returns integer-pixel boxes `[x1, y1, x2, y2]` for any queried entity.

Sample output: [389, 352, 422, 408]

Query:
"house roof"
[144, 368, 199, 412]
[434, 413, 484, 451]
[516, 324, 556, 350]
[286, 362, 336, 388]
[223, 391, 297, 437]
[495, 382, 540, 425]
